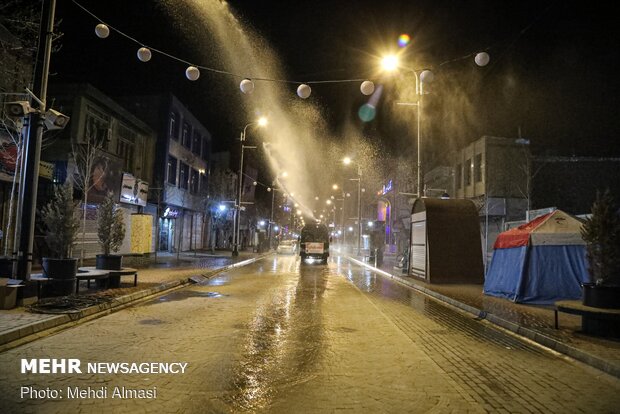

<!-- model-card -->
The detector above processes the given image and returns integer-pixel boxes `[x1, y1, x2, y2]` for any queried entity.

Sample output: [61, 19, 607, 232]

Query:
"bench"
[30, 274, 65, 297]
[32, 269, 111, 296]
[555, 300, 620, 337]
[79, 267, 138, 287]
[76, 269, 110, 292]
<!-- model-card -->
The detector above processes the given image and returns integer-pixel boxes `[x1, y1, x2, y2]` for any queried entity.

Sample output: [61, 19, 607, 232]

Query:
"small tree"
[581, 190, 620, 286]
[97, 192, 125, 256]
[71, 132, 108, 264]
[40, 182, 80, 259]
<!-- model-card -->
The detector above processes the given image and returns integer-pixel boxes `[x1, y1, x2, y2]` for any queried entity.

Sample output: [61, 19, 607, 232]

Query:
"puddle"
[143, 290, 227, 306]
[139, 319, 166, 325]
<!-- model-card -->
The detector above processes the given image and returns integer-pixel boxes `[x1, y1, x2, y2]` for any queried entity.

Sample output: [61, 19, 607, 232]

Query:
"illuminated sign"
[381, 179, 393, 195]
[120, 173, 148, 206]
[162, 207, 180, 218]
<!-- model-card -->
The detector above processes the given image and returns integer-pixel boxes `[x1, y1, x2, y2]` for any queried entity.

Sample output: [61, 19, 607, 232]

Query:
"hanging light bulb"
[297, 84, 311, 99]
[185, 66, 200, 81]
[240, 79, 254, 94]
[360, 80, 375, 96]
[475, 52, 490, 67]
[95, 23, 110, 38]
[420, 70, 434, 83]
[137, 47, 152, 62]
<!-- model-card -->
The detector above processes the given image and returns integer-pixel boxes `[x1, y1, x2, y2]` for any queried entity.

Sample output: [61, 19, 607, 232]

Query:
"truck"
[299, 223, 330, 264]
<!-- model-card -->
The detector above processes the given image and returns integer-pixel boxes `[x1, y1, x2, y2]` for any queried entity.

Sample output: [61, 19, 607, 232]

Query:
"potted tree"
[95, 192, 126, 286]
[39, 182, 80, 296]
[580, 190, 620, 309]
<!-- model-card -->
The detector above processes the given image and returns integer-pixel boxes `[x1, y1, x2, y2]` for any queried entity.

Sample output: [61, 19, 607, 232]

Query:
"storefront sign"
[162, 207, 180, 218]
[120, 173, 148, 206]
[381, 179, 393, 195]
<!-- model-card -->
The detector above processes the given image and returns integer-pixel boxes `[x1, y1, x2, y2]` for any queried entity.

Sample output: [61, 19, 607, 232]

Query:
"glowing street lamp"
[382, 52, 487, 198]
[381, 54, 399, 71]
[381, 54, 433, 198]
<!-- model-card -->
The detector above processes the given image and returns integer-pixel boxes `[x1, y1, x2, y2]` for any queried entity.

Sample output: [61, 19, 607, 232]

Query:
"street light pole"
[344, 157, 363, 256]
[233, 119, 265, 256]
[341, 196, 346, 247]
[416, 72, 422, 199]
[348, 176, 362, 256]
[268, 184, 279, 249]
[384, 54, 433, 199]
[16, 0, 56, 280]
[232, 125, 249, 256]
[356, 165, 362, 256]
[396, 71, 424, 198]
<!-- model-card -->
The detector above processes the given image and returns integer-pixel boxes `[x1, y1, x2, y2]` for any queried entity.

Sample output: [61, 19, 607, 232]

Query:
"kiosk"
[409, 198, 484, 284]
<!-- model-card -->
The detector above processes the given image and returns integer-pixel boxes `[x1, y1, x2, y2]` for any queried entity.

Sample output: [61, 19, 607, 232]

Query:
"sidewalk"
[0, 250, 267, 351]
[349, 251, 620, 378]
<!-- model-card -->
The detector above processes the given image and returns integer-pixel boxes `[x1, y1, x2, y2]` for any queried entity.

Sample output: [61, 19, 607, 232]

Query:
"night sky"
[50, 0, 620, 162]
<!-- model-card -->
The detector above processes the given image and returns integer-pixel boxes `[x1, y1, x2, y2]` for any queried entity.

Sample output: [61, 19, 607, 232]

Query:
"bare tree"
[69, 131, 108, 265]
[1, 0, 63, 257]
[0, 111, 23, 255]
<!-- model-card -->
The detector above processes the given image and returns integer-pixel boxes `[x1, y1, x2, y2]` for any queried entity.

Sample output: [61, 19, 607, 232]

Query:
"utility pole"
[16, 0, 56, 280]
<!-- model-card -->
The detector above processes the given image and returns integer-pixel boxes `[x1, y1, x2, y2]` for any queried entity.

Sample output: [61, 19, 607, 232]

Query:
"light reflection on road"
[224, 257, 329, 412]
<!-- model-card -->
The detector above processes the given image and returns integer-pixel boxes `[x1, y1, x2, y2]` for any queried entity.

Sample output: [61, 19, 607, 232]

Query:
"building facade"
[43, 83, 157, 259]
[120, 94, 211, 253]
[425, 136, 531, 264]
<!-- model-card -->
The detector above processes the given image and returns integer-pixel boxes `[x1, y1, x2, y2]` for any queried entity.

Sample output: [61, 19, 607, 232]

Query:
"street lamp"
[381, 54, 433, 198]
[267, 180, 285, 249]
[233, 116, 267, 256]
[382, 53, 487, 198]
[344, 156, 363, 256]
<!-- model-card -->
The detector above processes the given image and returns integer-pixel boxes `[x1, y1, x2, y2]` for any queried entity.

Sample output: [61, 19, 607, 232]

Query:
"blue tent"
[484, 210, 589, 304]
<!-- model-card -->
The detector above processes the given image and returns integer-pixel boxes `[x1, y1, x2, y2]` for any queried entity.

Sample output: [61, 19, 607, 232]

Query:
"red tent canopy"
[494, 213, 552, 249]
[494, 210, 585, 249]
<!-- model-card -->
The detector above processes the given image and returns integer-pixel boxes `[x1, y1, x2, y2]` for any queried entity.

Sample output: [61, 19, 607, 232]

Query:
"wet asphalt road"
[1, 254, 619, 413]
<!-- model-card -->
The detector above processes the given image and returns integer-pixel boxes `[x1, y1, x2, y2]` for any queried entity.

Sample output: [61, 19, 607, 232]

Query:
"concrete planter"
[582, 283, 620, 309]
[96, 255, 123, 288]
[41, 258, 77, 297]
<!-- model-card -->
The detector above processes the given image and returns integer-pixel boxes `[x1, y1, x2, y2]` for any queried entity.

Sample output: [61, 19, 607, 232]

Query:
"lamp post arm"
[241, 122, 255, 142]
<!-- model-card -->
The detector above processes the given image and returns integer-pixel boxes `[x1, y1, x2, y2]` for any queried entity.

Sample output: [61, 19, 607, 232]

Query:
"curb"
[0, 254, 271, 351]
[347, 257, 620, 379]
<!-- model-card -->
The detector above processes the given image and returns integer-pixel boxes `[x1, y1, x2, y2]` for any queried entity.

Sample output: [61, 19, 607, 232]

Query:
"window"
[84, 105, 110, 150]
[201, 137, 209, 160]
[117, 122, 136, 171]
[465, 159, 472, 186]
[169, 112, 178, 140]
[474, 153, 483, 182]
[167, 156, 177, 185]
[179, 162, 190, 189]
[456, 163, 462, 189]
[192, 131, 202, 155]
[182, 122, 191, 148]
[190, 169, 200, 194]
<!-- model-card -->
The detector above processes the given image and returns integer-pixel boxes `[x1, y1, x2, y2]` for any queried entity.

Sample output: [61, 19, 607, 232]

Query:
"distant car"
[276, 240, 298, 255]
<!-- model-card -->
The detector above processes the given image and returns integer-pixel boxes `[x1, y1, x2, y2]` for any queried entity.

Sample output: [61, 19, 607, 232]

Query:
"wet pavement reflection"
[334, 256, 542, 353]
[117, 253, 618, 412]
[225, 260, 330, 411]
[2, 252, 619, 413]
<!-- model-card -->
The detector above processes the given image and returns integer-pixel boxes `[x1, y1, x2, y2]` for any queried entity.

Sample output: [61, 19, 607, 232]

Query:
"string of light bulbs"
[71, 0, 490, 100]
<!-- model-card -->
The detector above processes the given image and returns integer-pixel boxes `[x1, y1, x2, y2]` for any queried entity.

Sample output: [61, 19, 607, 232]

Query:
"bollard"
[374, 248, 378, 267]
